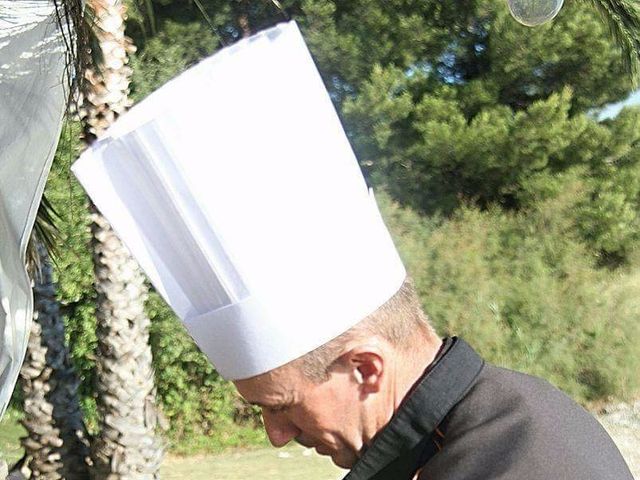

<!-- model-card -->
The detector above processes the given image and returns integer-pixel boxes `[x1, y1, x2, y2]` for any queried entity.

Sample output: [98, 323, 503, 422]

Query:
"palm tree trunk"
[19, 243, 90, 479]
[88, 214, 163, 479]
[79, 1, 163, 478]
[80, 0, 134, 142]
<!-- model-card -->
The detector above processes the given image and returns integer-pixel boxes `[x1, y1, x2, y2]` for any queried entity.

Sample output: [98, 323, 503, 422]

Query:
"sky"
[598, 90, 640, 121]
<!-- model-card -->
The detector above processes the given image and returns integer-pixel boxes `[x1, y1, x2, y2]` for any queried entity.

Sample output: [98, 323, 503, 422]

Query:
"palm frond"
[192, 0, 227, 45]
[26, 195, 60, 280]
[53, 0, 102, 109]
[584, 0, 640, 85]
[143, 0, 157, 35]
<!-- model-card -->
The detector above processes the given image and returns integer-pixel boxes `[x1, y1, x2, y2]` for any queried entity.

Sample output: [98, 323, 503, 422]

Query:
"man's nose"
[262, 411, 301, 448]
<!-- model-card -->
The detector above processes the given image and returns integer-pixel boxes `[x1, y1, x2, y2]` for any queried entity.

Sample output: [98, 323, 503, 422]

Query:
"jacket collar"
[342, 337, 485, 480]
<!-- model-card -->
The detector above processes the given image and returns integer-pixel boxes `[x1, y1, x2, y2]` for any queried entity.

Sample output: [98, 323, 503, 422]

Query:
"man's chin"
[295, 438, 356, 468]
[331, 455, 356, 469]
[295, 437, 315, 449]
[326, 451, 357, 469]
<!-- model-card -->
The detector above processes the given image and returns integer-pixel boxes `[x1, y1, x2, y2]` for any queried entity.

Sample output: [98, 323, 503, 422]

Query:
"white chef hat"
[72, 21, 406, 380]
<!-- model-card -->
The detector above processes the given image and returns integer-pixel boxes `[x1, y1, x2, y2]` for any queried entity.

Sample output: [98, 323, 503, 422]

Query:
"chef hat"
[72, 21, 406, 380]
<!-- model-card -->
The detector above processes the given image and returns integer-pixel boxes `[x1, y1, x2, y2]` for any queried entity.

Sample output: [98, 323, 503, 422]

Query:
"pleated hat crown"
[72, 21, 406, 380]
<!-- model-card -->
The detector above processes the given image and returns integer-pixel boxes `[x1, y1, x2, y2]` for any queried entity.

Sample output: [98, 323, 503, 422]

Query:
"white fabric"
[0, 1, 68, 417]
[73, 21, 406, 380]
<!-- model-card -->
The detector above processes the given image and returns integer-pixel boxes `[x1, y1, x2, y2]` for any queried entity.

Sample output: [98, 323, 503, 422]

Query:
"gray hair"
[293, 277, 435, 382]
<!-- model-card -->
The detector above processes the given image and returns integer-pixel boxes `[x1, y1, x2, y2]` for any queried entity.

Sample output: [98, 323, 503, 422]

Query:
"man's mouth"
[295, 437, 335, 457]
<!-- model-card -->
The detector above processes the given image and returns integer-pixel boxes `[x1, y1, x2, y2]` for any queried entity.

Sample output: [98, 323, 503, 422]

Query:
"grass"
[0, 411, 25, 465]
[162, 444, 345, 480]
[2, 405, 636, 479]
[0, 411, 343, 479]
[165, 423, 269, 456]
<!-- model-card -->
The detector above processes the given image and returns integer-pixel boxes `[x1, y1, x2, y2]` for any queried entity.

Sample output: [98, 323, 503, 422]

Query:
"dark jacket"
[343, 338, 633, 480]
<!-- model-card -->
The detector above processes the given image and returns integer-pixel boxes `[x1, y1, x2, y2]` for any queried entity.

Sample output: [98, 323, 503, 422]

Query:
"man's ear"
[343, 346, 384, 395]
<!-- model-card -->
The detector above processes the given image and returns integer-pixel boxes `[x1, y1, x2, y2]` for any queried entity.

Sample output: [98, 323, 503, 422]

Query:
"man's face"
[234, 362, 367, 468]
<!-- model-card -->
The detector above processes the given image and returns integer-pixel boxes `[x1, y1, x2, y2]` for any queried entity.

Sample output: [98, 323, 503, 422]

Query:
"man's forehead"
[234, 364, 302, 402]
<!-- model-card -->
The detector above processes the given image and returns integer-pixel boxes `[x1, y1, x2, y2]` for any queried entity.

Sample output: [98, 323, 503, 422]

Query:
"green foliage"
[335, 0, 639, 261]
[378, 191, 640, 402]
[298, 0, 475, 100]
[585, 0, 640, 83]
[0, 409, 26, 464]
[129, 20, 220, 101]
[483, 1, 631, 112]
[576, 108, 640, 258]
[43, 124, 100, 427]
[344, 66, 640, 258]
[147, 291, 261, 443]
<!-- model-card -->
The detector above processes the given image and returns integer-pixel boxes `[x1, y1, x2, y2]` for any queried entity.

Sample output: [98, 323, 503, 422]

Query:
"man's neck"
[392, 335, 443, 412]
[359, 335, 444, 450]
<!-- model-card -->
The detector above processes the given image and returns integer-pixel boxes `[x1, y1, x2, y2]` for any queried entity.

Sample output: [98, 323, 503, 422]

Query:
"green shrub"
[147, 291, 262, 445]
[378, 190, 640, 403]
[45, 125, 100, 428]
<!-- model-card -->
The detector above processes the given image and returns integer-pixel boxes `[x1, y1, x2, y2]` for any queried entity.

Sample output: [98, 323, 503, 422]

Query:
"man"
[72, 21, 634, 480]
[235, 278, 634, 479]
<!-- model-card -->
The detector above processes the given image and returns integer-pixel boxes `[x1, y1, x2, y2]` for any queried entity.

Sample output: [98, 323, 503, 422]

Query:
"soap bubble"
[507, 0, 564, 26]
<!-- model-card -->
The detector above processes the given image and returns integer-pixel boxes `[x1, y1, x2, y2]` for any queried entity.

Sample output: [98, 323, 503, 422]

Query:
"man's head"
[234, 278, 442, 468]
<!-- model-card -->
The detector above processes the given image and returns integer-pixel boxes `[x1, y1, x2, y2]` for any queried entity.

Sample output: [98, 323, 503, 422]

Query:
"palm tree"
[19, 239, 91, 479]
[585, 0, 640, 82]
[11, 197, 90, 480]
[78, 1, 163, 478]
